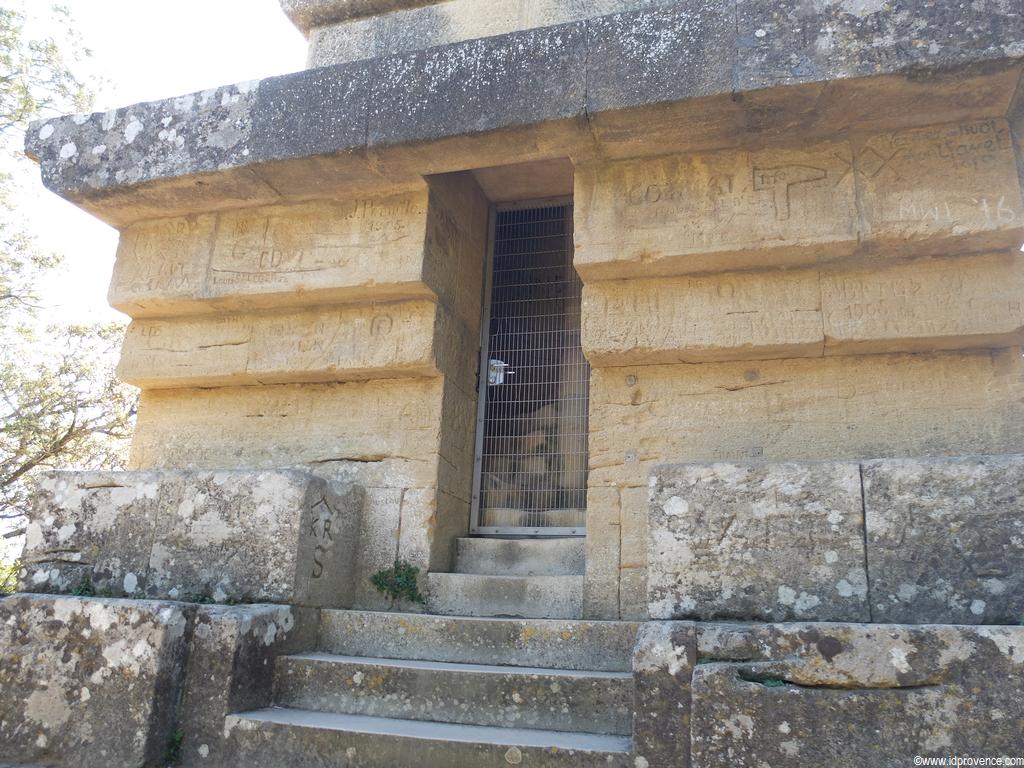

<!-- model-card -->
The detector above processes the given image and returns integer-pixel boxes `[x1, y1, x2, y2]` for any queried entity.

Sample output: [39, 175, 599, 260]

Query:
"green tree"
[0, 3, 135, 563]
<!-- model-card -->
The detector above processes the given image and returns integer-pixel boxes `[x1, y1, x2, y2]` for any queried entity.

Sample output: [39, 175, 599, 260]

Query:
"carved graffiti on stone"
[309, 496, 336, 580]
[751, 165, 828, 221]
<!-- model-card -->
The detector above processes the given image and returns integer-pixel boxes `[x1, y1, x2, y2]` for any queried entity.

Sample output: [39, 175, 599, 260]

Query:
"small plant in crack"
[165, 727, 184, 765]
[371, 559, 426, 606]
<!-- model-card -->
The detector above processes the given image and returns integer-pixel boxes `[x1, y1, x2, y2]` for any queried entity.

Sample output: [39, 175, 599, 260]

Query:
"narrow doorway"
[470, 200, 589, 537]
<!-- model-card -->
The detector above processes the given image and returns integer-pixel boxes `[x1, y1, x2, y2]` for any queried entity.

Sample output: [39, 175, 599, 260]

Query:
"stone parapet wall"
[648, 456, 1024, 626]
[0, 595, 315, 768]
[3, 595, 1020, 766]
[19, 469, 363, 608]
[0, 594, 193, 766]
[636, 619, 1024, 767]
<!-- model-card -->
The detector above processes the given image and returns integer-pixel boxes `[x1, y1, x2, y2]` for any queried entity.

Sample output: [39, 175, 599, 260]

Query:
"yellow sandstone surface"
[581, 252, 1024, 366]
[109, 190, 434, 317]
[574, 118, 1023, 280]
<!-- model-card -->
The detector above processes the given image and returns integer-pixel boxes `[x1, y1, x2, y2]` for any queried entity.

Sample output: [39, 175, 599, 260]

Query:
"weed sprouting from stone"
[180, 592, 216, 604]
[165, 728, 184, 765]
[70, 577, 116, 597]
[371, 559, 426, 606]
[71, 576, 96, 596]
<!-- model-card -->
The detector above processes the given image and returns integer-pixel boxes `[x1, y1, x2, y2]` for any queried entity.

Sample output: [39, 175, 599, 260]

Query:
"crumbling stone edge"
[634, 618, 1024, 766]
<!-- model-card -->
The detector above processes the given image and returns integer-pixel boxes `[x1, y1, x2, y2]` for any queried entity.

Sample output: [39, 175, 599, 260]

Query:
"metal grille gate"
[470, 201, 589, 536]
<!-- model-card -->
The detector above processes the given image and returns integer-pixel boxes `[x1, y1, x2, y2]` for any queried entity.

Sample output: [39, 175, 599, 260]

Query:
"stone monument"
[2, 0, 1024, 765]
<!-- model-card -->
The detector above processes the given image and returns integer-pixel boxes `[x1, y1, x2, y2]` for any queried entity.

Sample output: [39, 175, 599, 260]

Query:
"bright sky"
[24, 0, 307, 324]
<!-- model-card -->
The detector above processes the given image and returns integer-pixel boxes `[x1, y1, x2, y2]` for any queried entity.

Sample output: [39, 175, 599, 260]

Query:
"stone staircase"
[222, 537, 633, 766]
[224, 600, 639, 766]
[426, 537, 586, 619]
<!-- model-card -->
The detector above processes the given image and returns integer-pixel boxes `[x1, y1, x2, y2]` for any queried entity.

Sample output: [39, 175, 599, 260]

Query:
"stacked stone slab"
[667, 619, 1024, 766]
[0, 594, 192, 766]
[109, 176, 487, 606]
[579, 117, 1024, 619]
[5, 593, 1020, 766]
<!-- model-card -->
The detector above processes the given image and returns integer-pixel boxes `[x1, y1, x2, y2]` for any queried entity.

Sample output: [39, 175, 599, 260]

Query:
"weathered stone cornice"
[25, 2, 1024, 226]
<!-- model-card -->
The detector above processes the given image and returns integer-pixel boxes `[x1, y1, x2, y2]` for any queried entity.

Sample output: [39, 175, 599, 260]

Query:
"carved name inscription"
[858, 118, 1023, 245]
[822, 255, 1024, 343]
[575, 119, 1024, 279]
[583, 273, 822, 363]
[572, 142, 860, 278]
[308, 495, 336, 580]
[112, 217, 213, 299]
[210, 195, 426, 287]
[111, 191, 430, 314]
[246, 305, 433, 378]
[121, 302, 439, 387]
[611, 141, 856, 245]
[618, 153, 848, 236]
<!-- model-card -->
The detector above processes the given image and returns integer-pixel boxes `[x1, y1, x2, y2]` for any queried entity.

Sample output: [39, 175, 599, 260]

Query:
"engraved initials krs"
[308, 497, 336, 581]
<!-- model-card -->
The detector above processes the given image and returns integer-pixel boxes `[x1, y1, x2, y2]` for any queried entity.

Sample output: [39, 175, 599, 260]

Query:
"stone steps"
[224, 609, 638, 766]
[452, 537, 585, 576]
[273, 652, 633, 734]
[318, 609, 638, 671]
[426, 573, 584, 618]
[223, 708, 632, 767]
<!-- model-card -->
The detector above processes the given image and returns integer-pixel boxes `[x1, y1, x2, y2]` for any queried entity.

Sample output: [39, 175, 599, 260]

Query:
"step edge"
[454, 537, 585, 544]
[318, 608, 639, 628]
[279, 652, 634, 679]
[229, 707, 634, 753]
[427, 573, 585, 582]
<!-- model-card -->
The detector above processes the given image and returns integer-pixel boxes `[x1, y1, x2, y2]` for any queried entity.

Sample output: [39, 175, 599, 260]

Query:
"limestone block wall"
[0, 595, 316, 767]
[576, 117, 1024, 619]
[635, 617, 1024, 766]
[19, 470, 363, 607]
[0, 594, 193, 766]
[649, 456, 1024, 626]
[114, 172, 488, 607]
